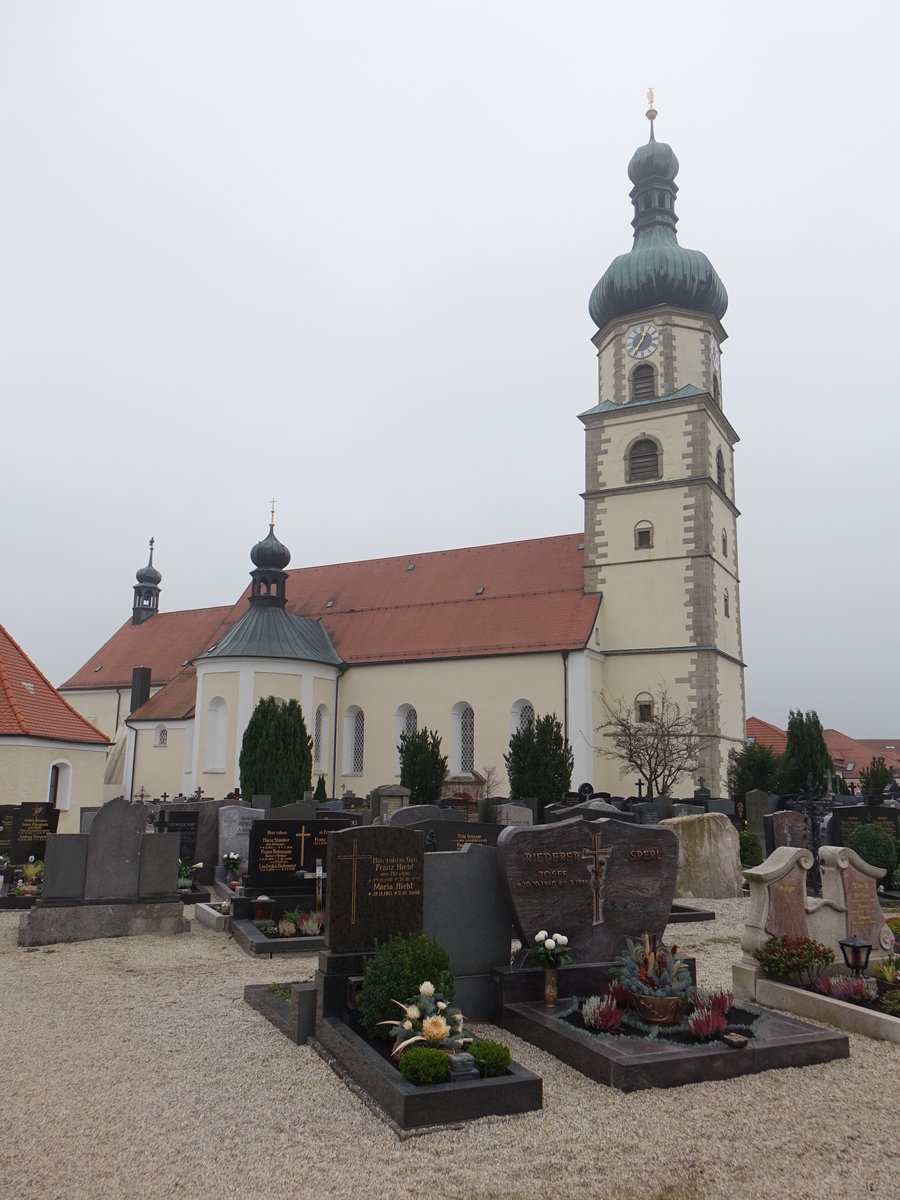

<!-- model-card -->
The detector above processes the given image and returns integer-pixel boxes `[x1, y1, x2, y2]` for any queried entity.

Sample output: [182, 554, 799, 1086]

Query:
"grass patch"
[267, 982, 298, 1003]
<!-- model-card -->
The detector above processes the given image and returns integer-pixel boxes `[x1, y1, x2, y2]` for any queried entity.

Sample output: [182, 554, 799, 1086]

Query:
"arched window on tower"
[716, 448, 726, 491]
[451, 702, 475, 775]
[627, 438, 660, 482]
[634, 520, 654, 550]
[724, 589, 730, 619]
[721, 529, 728, 557]
[631, 364, 657, 402]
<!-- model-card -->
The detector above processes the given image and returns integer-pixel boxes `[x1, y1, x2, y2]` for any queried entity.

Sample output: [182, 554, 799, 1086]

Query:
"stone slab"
[312, 1017, 542, 1130]
[232, 919, 324, 956]
[18, 900, 185, 946]
[138, 832, 180, 898]
[325, 825, 424, 954]
[244, 981, 317, 1044]
[496, 816, 678, 961]
[733, 969, 900, 1045]
[84, 798, 146, 900]
[41, 834, 88, 901]
[423, 844, 512, 979]
[194, 901, 231, 932]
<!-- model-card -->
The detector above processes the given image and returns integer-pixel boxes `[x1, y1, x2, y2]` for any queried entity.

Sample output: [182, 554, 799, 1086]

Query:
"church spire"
[249, 504, 291, 608]
[132, 538, 162, 625]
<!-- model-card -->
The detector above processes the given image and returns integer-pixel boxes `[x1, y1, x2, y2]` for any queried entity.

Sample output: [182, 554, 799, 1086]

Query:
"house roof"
[198, 607, 342, 665]
[60, 606, 235, 691]
[66, 536, 601, 708]
[0, 623, 108, 745]
[130, 665, 200, 723]
[825, 731, 900, 779]
[746, 716, 788, 755]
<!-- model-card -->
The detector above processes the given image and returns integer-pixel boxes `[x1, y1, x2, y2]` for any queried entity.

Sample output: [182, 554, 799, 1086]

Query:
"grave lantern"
[839, 935, 872, 979]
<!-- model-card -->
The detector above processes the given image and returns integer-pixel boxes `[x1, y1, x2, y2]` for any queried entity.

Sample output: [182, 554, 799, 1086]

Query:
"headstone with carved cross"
[495, 815, 679, 961]
[325, 825, 424, 954]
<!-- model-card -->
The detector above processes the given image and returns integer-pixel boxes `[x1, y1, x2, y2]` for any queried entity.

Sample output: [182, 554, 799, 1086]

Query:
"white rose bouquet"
[526, 930, 573, 969]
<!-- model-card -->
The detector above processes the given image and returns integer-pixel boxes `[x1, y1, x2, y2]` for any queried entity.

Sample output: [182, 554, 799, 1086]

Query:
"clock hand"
[634, 329, 647, 352]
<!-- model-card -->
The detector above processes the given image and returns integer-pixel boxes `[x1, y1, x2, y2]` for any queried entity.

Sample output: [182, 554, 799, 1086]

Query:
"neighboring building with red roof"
[60, 114, 749, 803]
[1, 623, 108, 833]
[746, 717, 900, 792]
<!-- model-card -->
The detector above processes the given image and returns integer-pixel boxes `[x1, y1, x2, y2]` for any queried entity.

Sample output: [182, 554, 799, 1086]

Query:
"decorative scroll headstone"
[496, 816, 678, 961]
[819, 846, 894, 952]
[325, 825, 424, 953]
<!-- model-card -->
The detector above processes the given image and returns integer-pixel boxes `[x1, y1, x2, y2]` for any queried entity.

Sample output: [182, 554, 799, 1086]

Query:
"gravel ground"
[2, 898, 898, 1200]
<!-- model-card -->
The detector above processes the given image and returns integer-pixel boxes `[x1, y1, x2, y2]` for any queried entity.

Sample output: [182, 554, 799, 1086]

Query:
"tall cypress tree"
[778, 709, 834, 795]
[504, 712, 573, 821]
[239, 696, 312, 807]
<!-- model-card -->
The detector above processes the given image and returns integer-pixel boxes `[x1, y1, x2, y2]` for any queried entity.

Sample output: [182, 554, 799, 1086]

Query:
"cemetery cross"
[582, 831, 612, 925]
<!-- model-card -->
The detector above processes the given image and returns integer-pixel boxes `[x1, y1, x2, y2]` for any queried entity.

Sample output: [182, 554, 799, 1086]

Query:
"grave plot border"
[231, 919, 324, 956]
[244, 981, 316, 1044]
[733, 970, 900, 1046]
[668, 902, 716, 923]
[313, 1016, 542, 1131]
[193, 902, 231, 933]
[500, 1000, 848, 1092]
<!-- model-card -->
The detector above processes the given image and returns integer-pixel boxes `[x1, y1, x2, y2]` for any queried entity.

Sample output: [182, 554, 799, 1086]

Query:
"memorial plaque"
[764, 864, 810, 939]
[496, 816, 678, 961]
[325, 825, 424, 953]
[249, 821, 310, 889]
[843, 865, 885, 945]
[409, 819, 501, 852]
[0, 806, 16, 859]
[831, 805, 900, 845]
[10, 803, 60, 863]
[160, 809, 199, 864]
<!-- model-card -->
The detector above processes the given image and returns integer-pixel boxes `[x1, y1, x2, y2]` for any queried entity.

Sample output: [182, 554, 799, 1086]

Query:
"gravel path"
[2, 899, 898, 1200]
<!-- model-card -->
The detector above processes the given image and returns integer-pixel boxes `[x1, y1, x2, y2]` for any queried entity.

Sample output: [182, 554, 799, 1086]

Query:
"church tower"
[132, 538, 162, 626]
[581, 98, 745, 795]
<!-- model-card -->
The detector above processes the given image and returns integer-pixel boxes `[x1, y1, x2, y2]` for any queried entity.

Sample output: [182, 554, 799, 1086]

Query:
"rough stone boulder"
[660, 811, 744, 899]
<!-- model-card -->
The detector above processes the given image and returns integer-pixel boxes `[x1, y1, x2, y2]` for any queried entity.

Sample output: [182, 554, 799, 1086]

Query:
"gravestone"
[633, 802, 662, 825]
[275, 801, 317, 822]
[830, 805, 900, 846]
[423, 843, 513, 1018]
[660, 812, 744, 899]
[733, 796, 747, 829]
[325, 825, 424, 954]
[137, 833, 181, 898]
[159, 809, 199, 864]
[41, 834, 89, 902]
[494, 803, 533, 826]
[84, 798, 147, 900]
[819, 846, 895, 953]
[387, 803, 445, 827]
[495, 815, 678, 961]
[577, 782, 594, 800]
[673, 803, 705, 818]
[409, 819, 501, 853]
[739, 846, 814, 963]
[745, 790, 769, 842]
[79, 808, 100, 833]
[218, 804, 264, 873]
[764, 810, 812, 859]
[10, 803, 60, 863]
[252, 795, 272, 818]
[708, 798, 736, 818]
[0, 806, 15, 859]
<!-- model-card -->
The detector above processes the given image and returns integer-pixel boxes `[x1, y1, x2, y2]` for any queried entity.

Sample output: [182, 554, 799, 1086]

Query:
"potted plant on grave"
[222, 852, 242, 886]
[14, 857, 43, 897]
[612, 932, 693, 1025]
[752, 935, 835, 989]
[378, 980, 469, 1060]
[526, 930, 573, 1009]
[177, 860, 202, 891]
[874, 955, 900, 998]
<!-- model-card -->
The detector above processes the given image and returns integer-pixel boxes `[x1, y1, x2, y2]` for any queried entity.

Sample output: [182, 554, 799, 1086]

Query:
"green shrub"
[398, 1046, 450, 1085]
[469, 1039, 511, 1078]
[359, 934, 454, 1039]
[753, 935, 834, 986]
[846, 825, 898, 882]
[879, 989, 900, 1016]
[739, 830, 764, 867]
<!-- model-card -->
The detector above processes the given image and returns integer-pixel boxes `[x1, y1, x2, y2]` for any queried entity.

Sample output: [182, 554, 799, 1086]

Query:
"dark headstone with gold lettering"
[408, 819, 501, 852]
[10, 803, 60, 863]
[830, 805, 900, 846]
[325, 825, 424, 953]
[496, 815, 678, 962]
[248, 817, 363, 890]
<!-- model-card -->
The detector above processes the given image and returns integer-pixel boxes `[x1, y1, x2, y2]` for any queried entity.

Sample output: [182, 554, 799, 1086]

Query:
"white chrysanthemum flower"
[406, 1005, 421, 1020]
[544, 938, 556, 951]
[422, 1015, 450, 1042]
[419, 981, 435, 997]
[437, 1001, 447, 1010]
[536, 930, 548, 943]
[557, 935, 568, 946]
[402, 1020, 413, 1031]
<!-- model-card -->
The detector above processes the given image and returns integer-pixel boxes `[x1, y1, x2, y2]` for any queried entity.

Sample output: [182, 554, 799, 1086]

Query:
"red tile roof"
[130, 666, 199, 723]
[746, 716, 787, 754]
[825, 731, 900, 780]
[60, 606, 236, 691]
[0, 623, 108, 744]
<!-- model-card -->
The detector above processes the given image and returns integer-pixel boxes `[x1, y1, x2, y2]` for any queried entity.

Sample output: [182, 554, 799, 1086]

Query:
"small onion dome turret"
[136, 539, 162, 586]
[250, 522, 291, 572]
[588, 103, 727, 332]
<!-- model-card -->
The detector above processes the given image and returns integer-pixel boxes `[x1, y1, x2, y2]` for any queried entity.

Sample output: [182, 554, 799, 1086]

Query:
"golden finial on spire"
[646, 88, 658, 138]
[647, 87, 654, 108]
[269, 498, 276, 527]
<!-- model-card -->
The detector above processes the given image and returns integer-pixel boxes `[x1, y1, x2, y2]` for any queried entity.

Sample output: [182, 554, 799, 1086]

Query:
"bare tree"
[597, 688, 700, 799]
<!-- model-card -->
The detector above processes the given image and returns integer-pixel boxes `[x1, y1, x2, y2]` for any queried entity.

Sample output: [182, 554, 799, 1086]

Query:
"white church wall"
[0, 740, 106, 834]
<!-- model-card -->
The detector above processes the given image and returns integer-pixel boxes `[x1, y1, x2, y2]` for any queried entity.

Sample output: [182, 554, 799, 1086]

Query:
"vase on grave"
[631, 995, 688, 1026]
[543, 967, 558, 1010]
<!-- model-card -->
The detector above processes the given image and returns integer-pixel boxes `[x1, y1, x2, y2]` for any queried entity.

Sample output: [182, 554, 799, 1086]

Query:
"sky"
[1, 2, 897, 737]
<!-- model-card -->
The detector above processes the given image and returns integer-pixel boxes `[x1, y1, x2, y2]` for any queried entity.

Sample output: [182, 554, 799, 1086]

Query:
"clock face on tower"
[625, 323, 660, 360]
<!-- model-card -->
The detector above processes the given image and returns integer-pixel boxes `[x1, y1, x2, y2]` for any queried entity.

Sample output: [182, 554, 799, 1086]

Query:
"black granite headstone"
[325, 825, 424, 954]
[10, 803, 61, 863]
[408, 820, 501, 852]
[0, 806, 16, 859]
[161, 809, 199, 864]
[831, 805, 900, 845]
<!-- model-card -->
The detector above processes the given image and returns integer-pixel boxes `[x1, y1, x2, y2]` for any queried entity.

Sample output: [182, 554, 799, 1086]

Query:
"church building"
[60, 105, 745, 810]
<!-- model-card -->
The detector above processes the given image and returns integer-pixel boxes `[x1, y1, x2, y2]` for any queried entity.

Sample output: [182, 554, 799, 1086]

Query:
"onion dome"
[588, 100, 727, 332]
[250, 521, 291, 571]
[136, 538, 162, 586]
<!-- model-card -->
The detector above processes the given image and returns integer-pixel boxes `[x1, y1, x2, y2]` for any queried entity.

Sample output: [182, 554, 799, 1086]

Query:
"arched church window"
[155, 725, 168, 747]
[343, 706, 365, 774]
[451, 702, 475, 775]
[394, 704, 418, 775]
[627, 437, 660, 482]
[510, 699, 535, 738]
[635, 693, 654, 723]
[48, 761, 72, 810]
[721, 529, 728, 557]
[205, 697, 227, 771]
[314, 704, 329, 769]
[716, 448, 726, 490]
[634, 520, 654, 550]
[631, 364, 656, 403]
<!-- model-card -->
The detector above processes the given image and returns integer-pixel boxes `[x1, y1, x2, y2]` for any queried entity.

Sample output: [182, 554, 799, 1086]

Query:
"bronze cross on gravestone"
[337, 837, 374, 925]
[582, 832, 612, 926]
[296, 824, 310, 867]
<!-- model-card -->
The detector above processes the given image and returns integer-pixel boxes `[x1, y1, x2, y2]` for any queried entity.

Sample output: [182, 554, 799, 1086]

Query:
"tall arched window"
[394, 704, 418, 774]
[712, 374, 721, 406]
[510, 699, 535, 738]
[721, 529, 728, 557]
[343, 706, 365, 774]
[634, 693, 654, 724]
[634, 520, 654, 550]
[205, 696, 227, 771]
[627, 438, 660, 482]
[451, 701, 475, 775]
[716, 448, 726, 490]
[48, 760, 72, 810]
[724, 589, 730, 618]
[314, 704, 329, 769]
[631, 364, 657, 402]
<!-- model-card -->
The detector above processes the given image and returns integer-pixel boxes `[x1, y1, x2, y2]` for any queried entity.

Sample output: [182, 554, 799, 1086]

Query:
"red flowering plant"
[753, 935, 835, 987]
[686, 989, 734, 1042]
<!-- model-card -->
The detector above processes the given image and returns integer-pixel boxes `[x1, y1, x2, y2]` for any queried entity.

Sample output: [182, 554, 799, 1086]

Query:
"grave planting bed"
[500, 999, 848, 1092]
[734, 972, 900, 1045]
[232, 918, 325, 956]
[313, 1015, 542, 1131]
[244, 981, 316, 1044]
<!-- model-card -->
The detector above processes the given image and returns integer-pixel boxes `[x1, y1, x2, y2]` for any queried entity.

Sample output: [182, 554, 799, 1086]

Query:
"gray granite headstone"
[138, 832, 180, 897]
[765, 809, 812, 859]
[276, 801, 317, 822]
[218, 804, 263, 873]
[633, 803, 662, 825]
[387, 804, 445, 827]
[79, 808, 100, 834]
[745, 790, 770, 841]
[325, 825, 424, 954]
[494, 803, 533, 826]
[496, 815, 678, 961]
[84, 797, 147, 900]
[708, 798, 736, 818]
[673, 803, 705, 818]
[424, 844, 512, 976]
[408, 820, 501, 852]
[252, 795, 272, 818]
[41, 834, 89, 901]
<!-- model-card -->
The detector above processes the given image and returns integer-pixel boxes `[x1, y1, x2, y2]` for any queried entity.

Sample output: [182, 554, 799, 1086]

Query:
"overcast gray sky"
[1, 2, 896, 737]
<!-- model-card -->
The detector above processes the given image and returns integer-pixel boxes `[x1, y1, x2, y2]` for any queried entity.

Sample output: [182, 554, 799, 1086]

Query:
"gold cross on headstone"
[582, 832, 612, 926]
[337, 838, 374, 925]
[296, 824, 310, 865]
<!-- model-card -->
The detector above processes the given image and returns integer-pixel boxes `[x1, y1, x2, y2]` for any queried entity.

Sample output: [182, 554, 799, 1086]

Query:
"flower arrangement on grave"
[177, 860, 202, 889]
[378, 980, 469, 1060]
[526, 931, 573, 969]
[685, 990, 734, 1041]
[15, 857, 43, 896]
[222, 852, 241, 880]
[814, 976, 871, 1005]
[613, 933, 693, 1025]
[874, 955, 900, 992]
[581, 992, 627, 1033]
[752, 935, 835, 987]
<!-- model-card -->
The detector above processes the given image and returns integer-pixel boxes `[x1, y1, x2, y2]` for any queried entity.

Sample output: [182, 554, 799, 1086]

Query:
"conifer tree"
[777, 709, 834, 795]
[313, 774, 329, 803]
[399, 727, 448, 804]
[239, 696, 312, 808]
[504, 712, 573, 820]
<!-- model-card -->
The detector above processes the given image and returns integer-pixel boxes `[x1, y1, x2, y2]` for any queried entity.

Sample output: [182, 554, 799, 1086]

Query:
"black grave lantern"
[839, 935, 872, 979]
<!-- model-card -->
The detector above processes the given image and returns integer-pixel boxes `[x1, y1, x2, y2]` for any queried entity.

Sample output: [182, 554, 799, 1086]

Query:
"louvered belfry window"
[631, 364, 656, 402]
[629, 438, 659, 481]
